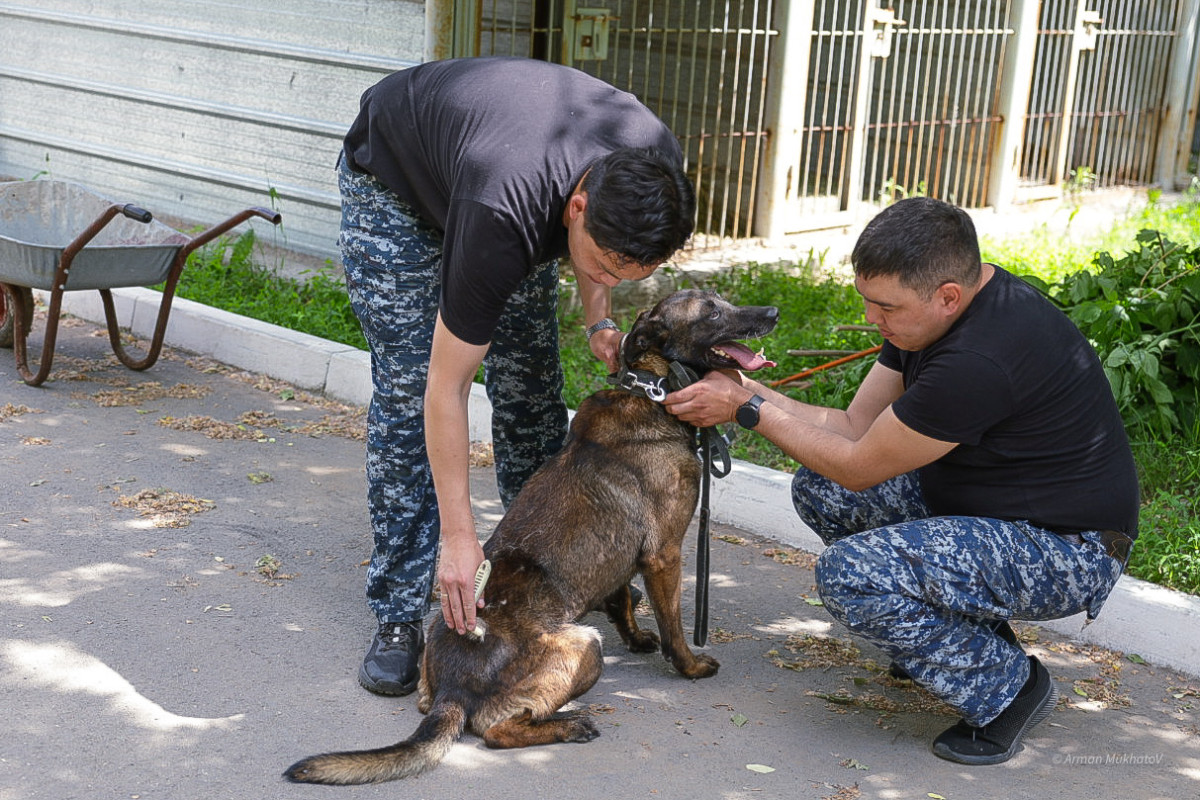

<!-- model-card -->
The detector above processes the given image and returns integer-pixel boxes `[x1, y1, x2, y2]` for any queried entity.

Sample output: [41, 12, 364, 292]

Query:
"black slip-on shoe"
[358, 620, 424, 696]
[888, 620, 1020, 681]
[931, 655, 1058, 765]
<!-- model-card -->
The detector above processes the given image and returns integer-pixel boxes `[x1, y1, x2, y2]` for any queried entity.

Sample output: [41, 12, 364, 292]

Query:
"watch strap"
[585, 317, 618, 341]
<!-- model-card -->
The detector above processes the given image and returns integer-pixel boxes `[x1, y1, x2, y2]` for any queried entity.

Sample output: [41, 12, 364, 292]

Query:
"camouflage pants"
[792, 466, 1124, 726]
[338, 157, 568, 624]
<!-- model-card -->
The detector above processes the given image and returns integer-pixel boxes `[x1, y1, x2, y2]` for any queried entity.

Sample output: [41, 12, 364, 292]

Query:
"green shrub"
[168, 229, 366, 351]
[1021, 230, 1200, 439]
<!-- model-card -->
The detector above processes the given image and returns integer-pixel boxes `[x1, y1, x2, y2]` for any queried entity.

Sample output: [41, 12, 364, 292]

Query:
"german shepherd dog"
[285, 289, 778, 785]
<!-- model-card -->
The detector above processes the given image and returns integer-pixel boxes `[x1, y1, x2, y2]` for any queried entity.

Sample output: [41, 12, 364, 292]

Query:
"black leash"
[667, 364, 731, 648]
[609, 353, 732, 648]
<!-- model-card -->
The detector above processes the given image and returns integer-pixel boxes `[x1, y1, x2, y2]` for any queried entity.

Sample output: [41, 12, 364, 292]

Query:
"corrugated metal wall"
[0, 0, 423, 256]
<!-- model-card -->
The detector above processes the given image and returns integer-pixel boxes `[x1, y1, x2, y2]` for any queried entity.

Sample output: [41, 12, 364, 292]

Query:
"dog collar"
[608, 333, 669, 402]
[610, 366, 668, 402]
[608, 339, 708, 404]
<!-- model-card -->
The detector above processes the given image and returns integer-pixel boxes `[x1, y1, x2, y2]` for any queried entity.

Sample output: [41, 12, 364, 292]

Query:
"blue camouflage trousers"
[338, 157, 568, 624]
[792, 466, 1124, 726]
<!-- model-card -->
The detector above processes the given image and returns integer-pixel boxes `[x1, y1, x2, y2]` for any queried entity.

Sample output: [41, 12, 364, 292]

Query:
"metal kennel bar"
[459, 0, 1198, 237]
[1018, 0, 1184, 197]
[783, 0, 1012, 227]
[472, 0, 778, 242]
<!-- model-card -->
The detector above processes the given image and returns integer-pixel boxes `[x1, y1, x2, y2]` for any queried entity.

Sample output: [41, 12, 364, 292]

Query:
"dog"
[284, 289, 778, 785]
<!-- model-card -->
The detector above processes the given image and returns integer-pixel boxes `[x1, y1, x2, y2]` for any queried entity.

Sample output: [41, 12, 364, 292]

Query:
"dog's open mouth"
[710, 341, 775, 372]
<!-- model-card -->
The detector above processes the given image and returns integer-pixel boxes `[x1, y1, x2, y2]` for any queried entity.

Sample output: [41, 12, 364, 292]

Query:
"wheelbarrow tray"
[0, 179, 280, 386]
[0, 180, 189, 291]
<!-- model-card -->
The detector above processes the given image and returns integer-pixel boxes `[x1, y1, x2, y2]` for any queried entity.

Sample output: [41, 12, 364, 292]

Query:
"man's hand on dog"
[589, 326, 623, 373]
[438, 532, 487, 635]
[664, 370, 752, 427]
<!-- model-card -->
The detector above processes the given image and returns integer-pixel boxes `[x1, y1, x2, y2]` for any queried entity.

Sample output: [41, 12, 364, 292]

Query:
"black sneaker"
[888, 620, 1019, 681]
[358, 620, 424, 696]
[931, 655, 1058, 765]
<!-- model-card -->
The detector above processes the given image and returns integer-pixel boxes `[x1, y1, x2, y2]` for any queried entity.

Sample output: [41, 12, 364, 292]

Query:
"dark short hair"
[581, 147, 696, 266]
[851, 197, 981, 297]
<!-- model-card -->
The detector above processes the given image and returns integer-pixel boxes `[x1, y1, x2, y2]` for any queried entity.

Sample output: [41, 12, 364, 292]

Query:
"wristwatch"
[735, 394, 765, 429]
[585, 317, 618, 341]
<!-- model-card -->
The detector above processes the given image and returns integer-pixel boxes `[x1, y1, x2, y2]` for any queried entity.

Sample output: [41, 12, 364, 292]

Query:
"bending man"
[340, 57, 695, 697]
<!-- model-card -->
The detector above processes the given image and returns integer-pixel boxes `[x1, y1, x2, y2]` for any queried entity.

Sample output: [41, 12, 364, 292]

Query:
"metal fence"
[1021, 0, 1182, 195]
[465, 0, 1200, 241]
[792, 0, 1010, 214]
[468, 0, 778, 241]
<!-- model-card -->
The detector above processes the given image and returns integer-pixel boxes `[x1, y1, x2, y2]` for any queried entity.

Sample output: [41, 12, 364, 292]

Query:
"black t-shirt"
[342, 57, 683, 345]
[879, 266, 1139, 537]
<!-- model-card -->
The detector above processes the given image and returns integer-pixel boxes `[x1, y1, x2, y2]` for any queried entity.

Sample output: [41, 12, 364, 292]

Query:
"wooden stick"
[769, 344, 883, 388]
[786, 349, 860, 357]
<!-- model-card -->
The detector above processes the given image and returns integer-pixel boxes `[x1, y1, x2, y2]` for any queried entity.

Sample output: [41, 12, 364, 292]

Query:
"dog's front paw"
[680, 652, 720, 679]
[564, 715, 601, 743]
[627, 629, 660, 653]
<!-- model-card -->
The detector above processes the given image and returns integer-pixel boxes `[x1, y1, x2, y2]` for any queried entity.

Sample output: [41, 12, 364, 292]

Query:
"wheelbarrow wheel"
[0, 284, 35, 348]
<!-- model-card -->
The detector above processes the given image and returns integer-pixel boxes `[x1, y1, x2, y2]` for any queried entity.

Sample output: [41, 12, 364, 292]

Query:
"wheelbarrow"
[0, 180, 281, 386]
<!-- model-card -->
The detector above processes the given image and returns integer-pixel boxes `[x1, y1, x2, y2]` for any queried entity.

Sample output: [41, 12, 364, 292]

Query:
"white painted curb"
[42, 287, 1200, 678]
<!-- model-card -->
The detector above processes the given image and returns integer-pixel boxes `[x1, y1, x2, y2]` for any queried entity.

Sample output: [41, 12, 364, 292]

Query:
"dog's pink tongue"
[715, 341, 776, 371]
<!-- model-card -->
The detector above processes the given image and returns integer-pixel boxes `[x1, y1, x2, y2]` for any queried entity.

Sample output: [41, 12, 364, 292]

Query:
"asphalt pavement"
[2, 304, 1199, 800]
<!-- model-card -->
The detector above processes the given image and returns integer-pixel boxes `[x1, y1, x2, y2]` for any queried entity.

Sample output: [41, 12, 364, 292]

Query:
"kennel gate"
[451, 0, 1198, 239]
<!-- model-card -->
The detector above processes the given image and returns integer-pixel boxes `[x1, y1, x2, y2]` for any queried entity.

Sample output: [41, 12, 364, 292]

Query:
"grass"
[161, 189, 1200, 596]
[1130, 490, 1200, 593]
[166, 229, 366, 351]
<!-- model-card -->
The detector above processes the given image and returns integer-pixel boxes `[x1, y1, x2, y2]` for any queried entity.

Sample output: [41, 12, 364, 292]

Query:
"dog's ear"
[623, 309, 665, 363]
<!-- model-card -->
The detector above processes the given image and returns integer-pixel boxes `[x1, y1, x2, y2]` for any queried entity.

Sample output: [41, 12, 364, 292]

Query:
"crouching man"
[664, 197, 1137, 764]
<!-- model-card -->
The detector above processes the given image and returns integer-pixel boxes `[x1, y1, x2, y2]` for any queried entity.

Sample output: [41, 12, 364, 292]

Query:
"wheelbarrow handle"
[176, 207, 284, 260]
[248, 206, 283, 225]
[120, 204, 153, 224]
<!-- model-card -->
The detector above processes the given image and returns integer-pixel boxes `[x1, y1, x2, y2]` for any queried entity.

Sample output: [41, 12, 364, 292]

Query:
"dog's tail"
[283, 700, 466, 785]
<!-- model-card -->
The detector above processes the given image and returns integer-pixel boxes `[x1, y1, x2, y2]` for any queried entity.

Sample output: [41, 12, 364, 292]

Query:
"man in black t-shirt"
[339, 58, 695, 698]
[664, 197, 1137, 765]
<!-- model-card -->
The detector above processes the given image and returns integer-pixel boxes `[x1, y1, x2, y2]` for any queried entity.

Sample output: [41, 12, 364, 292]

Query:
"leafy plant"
[1064, 165, 1097, 200]
[165, 230, 366, 351]
[878, 178, 928, 205]
[1023, 229, 1200, 438]
[1126, 489, 1200, 595]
